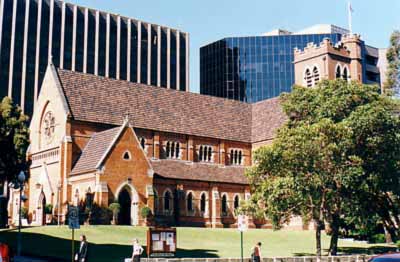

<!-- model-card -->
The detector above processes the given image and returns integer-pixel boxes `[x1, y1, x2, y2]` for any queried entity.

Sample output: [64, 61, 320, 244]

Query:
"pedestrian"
[131, 239, 144, 262]
[251, 242, 262, 262]
[75, 235, 88, 262]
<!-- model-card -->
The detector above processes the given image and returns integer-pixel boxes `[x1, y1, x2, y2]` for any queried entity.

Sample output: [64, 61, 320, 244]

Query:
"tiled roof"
[56, 69, 253, 142]
[70, 126, 121, 175]
[151, 159, 248, 185]
[251, 97, 288, 143]
[55, 68, 286, 143]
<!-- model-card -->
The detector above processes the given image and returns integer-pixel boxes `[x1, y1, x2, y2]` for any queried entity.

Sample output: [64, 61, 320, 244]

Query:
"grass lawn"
[0, 226, 395, 262]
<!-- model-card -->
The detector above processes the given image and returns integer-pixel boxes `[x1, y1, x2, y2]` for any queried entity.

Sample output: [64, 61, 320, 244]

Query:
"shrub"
[88, 204, 112, 225]
[44, 204, 53, 214]
[21, 207, 28, 219]
[108, 202, 121, 224]
[369, 233, 386, 244]
[140, 206, 152, 219]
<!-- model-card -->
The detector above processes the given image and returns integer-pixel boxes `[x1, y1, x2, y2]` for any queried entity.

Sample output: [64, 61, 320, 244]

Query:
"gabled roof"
[53, 66, 286, 143]
[56, 68, 254, 143]
[251, 97, 287, 143]
[151, 159, 248, 185]
[70, 126, 122, 175]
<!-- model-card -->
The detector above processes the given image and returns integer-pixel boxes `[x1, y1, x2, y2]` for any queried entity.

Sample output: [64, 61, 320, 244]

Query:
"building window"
[164, 190, 172, 211]
[304, 68, 312, 87]
[221, 194, 228, 216]
[199, 145, 213, 162]
[86, 188, 94, 210]
[200, 193, 207, 214]
[165, 141, 180, 159]
[234, 195, 240, 210]
[313, 66, 320, 85]
[123, 151, 131, 160]
[187, 192, 194, 212]
[230, 149, 243, 165]
[343, 67, 349, 81]
[335, 64, 342, 79]
[139, 137, 146, 149]
[154, 190, 159, 214]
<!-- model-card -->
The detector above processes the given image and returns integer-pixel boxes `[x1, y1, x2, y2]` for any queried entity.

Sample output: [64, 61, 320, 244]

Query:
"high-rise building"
[200, 24, 381, 103]
[0, 0, 189, 115]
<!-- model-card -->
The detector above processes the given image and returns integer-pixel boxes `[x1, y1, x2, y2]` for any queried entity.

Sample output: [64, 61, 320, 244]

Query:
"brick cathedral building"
[8, 34, 368, 229]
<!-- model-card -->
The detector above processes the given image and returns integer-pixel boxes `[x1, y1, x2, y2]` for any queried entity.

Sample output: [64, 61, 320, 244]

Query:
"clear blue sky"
[69, 0, 399, 93]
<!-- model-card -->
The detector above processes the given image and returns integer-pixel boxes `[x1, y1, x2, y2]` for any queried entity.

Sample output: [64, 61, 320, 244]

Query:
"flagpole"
[348, 1, 353, 35]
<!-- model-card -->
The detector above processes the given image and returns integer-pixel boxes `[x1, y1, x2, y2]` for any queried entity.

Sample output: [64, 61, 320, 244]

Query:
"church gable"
[29, 64, 71, 153]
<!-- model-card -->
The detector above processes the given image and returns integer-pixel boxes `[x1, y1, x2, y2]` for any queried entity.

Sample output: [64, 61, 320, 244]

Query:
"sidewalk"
[13, 256, 50, 262]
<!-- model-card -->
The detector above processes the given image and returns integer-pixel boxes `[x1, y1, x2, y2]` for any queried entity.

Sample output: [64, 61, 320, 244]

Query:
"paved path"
[14, 256, 51, 262]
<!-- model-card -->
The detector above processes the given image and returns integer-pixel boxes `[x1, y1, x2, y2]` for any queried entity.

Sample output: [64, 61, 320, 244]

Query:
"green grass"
[0, 226, 395, 262]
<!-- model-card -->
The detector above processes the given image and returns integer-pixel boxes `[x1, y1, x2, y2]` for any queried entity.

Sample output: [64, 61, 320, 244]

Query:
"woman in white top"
[131, 239, 144, 262]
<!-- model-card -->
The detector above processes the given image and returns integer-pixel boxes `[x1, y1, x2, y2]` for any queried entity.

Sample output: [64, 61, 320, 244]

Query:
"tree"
[0, 97, 30, 227]
[108, 202, 121, 225]
[384, 30, 400, 95]
[245, 80, 400, 256]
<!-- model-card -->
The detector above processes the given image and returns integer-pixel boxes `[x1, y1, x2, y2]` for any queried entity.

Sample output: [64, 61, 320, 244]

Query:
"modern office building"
[200, 24, 381, 103]
[0, 0, 189, 115]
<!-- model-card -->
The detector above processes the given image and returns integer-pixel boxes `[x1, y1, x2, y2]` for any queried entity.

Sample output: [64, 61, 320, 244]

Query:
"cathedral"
[8, 34, 366, 229]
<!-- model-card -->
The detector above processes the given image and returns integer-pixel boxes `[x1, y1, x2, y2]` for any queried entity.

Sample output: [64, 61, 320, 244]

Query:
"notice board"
[147, 227, 177, 258]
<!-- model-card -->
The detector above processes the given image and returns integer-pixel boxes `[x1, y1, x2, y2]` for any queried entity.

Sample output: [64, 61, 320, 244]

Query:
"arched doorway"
[118, 187, 131, 225]
[37, 192, 46, 226]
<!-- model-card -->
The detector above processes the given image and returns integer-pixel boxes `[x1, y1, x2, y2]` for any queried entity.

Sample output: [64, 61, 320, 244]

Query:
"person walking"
[75, 235, 88, 262]
[251, 242, 262, 262]
[131, 239, 144, 262]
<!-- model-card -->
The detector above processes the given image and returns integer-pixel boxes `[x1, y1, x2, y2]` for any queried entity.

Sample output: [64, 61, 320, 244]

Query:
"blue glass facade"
[200, 34, 342, 103]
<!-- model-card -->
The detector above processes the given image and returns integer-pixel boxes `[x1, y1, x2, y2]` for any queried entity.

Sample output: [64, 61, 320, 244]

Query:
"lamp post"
[16, 171, 26, 257]
[57, 182, 61, 226]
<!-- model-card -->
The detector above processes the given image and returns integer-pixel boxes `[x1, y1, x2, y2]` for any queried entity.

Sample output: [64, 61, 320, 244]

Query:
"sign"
[68, 206, 80, 229]
[237, 215, 248, 232]
[147, 228, 176, 258]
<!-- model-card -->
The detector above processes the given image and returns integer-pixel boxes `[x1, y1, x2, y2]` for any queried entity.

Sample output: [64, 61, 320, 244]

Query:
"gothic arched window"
[200, 193, 207, 213]
[187, 192, 194, 212]
[305, 68, 312, 87]
[313, 66, 320, 85]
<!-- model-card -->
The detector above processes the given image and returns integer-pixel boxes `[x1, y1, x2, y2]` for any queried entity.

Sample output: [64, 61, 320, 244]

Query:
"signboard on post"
[237, 215, 248, 262]
[68, 206, 80, 262]
[68, 206, 80, 230]
[237, 215, 248, 232]
[147, 227, 177, 258]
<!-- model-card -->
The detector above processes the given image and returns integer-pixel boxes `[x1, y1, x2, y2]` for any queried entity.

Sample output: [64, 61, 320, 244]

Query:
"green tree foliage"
[0, 96, 30, 182]
[245, 80, 400, 256]
[0, 97, 30, 227]
[384, 30, 400, 95]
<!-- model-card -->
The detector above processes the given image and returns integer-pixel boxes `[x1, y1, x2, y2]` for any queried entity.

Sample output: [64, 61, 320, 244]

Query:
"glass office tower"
[200, 26, 380, 103]
[0, 0, 189, 115]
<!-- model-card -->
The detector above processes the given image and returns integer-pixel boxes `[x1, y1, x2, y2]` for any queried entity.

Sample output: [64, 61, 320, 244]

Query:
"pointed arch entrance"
[37, 192, 46, 226]
[116, 183, 139, 226]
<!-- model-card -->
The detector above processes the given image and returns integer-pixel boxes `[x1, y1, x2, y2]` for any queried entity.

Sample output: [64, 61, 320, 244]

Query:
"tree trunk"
[329, 213, 340, 256]
[380, 209, 398, 242]
[315, 219, 323, 261]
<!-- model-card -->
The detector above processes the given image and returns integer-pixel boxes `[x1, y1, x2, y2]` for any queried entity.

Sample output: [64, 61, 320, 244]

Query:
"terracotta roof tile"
[70, 126, 121, 175]
[251, 97, 288, 143]
[151, 159, 248, 185]
[57, 69, 253, 142]
[55, 69, 286, 143]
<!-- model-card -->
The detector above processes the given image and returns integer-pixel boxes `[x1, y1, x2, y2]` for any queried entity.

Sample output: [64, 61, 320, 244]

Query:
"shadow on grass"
[0, 230, 218, 262]
[293, 246, 398, 257]
[337, 246, 398, 255]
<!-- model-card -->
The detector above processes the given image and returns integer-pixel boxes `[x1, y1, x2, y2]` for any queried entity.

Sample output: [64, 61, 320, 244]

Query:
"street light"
[16, 171, 26, 257]
[57, 182, 61, 226]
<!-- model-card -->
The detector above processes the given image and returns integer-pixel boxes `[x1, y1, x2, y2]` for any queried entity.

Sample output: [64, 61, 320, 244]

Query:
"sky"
[69, 0, 400, 94]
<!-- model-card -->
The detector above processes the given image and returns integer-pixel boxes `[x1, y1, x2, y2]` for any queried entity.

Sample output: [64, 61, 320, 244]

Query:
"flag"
[348, 2, 354, 13]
